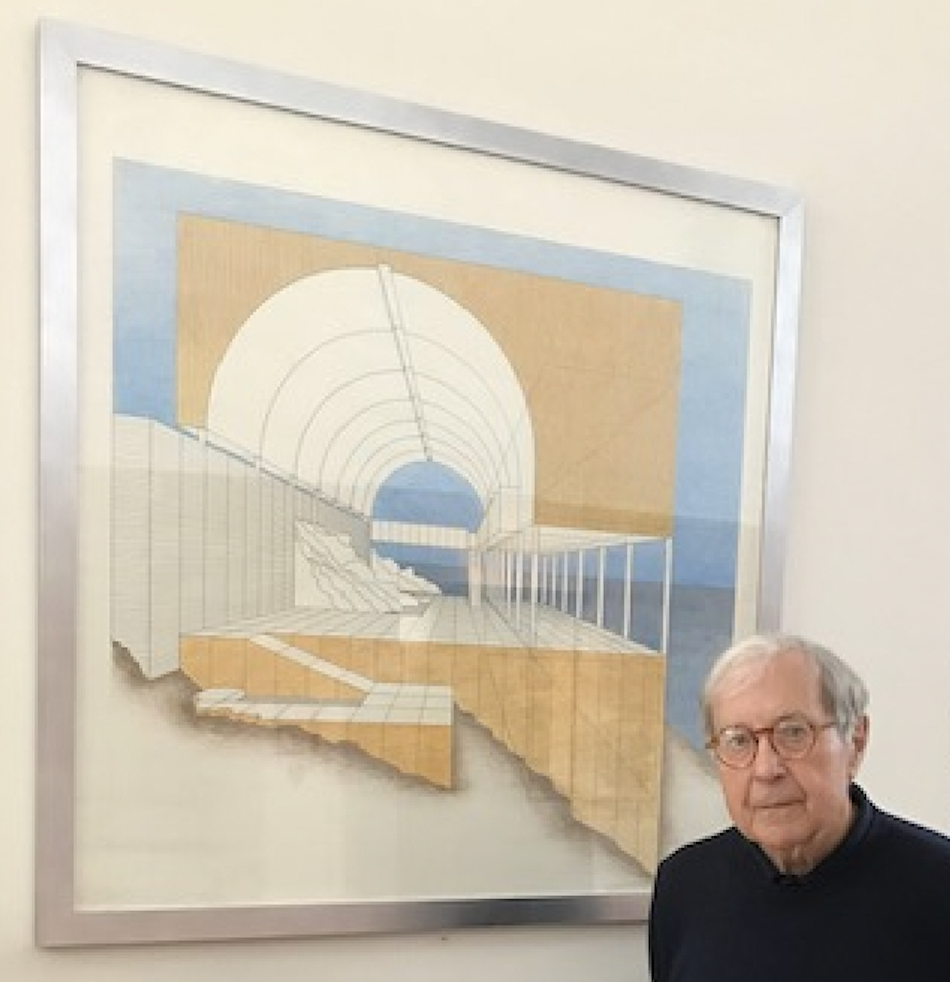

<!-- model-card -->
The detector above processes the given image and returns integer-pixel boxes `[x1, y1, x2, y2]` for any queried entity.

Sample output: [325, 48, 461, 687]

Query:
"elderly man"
[648, 633, 950, 981]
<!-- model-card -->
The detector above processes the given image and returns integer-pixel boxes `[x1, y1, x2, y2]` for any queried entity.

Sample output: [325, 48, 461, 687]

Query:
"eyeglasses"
[706, 714, 838, 769]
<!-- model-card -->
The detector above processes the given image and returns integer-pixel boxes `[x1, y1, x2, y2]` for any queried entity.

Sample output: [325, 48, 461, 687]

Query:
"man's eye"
[775, 719, 811, 748]
[778, 720, 808, 739]
[722, 729, 751, 750]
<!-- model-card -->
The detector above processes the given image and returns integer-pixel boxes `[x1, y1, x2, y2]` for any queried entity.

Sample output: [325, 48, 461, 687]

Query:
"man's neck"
[763, 800, 857, 875]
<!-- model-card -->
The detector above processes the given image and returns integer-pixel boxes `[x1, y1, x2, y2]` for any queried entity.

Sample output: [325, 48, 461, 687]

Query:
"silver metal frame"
[36, 18, 804, 946]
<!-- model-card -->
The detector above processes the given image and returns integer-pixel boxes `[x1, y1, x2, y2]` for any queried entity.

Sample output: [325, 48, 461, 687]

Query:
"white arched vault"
[205, 266, 535, 532]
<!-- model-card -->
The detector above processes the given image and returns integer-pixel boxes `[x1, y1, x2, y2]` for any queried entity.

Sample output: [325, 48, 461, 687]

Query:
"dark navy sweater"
[649, 785, 950, 981]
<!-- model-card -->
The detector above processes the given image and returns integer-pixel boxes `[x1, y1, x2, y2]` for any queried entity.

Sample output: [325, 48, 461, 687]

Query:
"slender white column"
[529, 550, 539, 638]
[575, 549, 584, 619]
[515, 544, 524, 625]
[662, 537, 673, 653]
[596, 545, 606, 628]
[623, 541, 634, 639]
[561, 551, 570, 612]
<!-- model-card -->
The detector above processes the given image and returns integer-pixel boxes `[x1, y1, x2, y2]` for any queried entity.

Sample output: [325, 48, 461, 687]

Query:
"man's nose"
[751, 733, 786, 777]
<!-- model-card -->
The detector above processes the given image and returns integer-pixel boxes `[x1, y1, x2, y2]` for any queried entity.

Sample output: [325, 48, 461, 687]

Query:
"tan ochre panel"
[177, 216, 680, 537]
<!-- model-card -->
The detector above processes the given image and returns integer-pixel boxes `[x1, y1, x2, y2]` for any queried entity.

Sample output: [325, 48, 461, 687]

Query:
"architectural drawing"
[111, 208, 681, 876]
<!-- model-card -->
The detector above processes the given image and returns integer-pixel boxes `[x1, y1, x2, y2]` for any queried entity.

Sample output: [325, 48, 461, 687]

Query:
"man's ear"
[849, 714, 870, 777]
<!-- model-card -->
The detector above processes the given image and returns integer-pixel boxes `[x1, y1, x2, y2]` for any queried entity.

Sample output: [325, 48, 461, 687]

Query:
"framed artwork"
[36, 19, 804, 945]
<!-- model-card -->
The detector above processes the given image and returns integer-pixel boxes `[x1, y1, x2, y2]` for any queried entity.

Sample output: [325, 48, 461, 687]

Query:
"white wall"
[4, 1, 950, 979]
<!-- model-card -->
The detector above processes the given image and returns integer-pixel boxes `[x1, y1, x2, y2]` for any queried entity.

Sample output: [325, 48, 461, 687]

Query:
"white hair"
[702, 633, 869, 739]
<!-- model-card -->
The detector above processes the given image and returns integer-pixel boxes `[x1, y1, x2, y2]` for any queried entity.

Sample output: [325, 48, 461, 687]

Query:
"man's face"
[709, 649, 867, 872]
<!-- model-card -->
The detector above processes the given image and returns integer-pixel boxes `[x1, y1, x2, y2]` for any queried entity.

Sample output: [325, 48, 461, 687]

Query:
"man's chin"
[753, 801, 804, 821]
[749, 806, 807, 843]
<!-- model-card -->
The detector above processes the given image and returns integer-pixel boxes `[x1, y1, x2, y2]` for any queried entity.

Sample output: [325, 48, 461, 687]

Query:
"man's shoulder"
[872, 805, 950, 862]
[860, 802, 950, 923]
[657, 826, 741, 876]
[652, 827, 752, 908]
